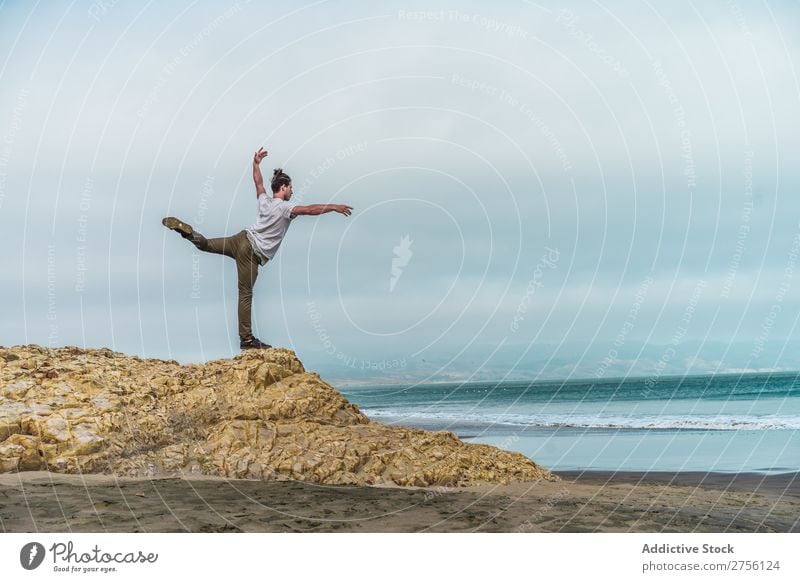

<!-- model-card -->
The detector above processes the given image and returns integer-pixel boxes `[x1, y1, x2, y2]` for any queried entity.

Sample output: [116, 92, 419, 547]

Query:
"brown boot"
[162, 217, 194, 238]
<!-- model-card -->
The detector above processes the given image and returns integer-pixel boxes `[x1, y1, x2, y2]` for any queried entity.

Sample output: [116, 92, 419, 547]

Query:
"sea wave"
[342, 375, 800, 404]
[361, 408, 800, 431]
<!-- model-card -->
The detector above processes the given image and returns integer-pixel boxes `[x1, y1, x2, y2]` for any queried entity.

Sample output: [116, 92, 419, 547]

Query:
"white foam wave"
[362, 409, 800, 431]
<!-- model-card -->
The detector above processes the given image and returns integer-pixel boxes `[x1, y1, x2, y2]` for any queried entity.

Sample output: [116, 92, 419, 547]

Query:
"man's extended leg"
[163, 216, 236, 257]
[196, 234, 237, 257]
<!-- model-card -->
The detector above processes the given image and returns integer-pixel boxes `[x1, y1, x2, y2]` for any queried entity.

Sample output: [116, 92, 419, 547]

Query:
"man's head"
[271, 168, 293, 199]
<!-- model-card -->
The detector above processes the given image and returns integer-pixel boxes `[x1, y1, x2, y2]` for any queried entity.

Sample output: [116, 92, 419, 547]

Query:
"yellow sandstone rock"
[0, 345, 558, 486]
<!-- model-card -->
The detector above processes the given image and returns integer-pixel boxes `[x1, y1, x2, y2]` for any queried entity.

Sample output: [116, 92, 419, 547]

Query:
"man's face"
[283, 183, 293, 200]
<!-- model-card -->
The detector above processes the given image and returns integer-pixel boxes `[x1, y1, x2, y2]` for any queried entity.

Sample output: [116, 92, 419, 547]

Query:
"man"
[162, 147, 353, 349]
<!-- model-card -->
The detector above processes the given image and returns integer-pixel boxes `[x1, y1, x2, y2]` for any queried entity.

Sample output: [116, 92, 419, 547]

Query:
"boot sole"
[162, 217, 193, 236]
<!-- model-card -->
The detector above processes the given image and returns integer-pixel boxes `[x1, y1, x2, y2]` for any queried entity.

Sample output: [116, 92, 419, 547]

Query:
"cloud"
[3, 0, 799, 381]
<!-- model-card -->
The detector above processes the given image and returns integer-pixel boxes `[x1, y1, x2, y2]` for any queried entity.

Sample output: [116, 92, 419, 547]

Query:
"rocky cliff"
[0, 345, 557, 486]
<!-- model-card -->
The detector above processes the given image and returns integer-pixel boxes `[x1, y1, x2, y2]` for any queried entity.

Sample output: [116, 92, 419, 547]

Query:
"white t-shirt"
[246, 195, 297, 264]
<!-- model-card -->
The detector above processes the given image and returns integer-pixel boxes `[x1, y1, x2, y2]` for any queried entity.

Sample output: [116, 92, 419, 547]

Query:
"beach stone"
[0, 345, 558, 486]
[0, 350, 21, 362]
[2, 380, 33, 399]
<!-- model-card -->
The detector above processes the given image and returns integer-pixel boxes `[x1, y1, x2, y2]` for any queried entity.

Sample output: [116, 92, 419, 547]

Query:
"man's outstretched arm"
[253, 147, 268, 197]
[291, 204, 353, 217]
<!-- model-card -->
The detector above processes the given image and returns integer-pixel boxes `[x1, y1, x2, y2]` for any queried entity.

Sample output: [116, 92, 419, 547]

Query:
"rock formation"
[0, 345, 557, 486]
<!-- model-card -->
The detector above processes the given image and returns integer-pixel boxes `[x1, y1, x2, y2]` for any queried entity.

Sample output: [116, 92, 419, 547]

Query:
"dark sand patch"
[1, 471, 797, 533]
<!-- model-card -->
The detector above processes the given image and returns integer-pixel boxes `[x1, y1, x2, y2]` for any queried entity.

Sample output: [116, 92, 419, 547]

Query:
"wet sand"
[1, 470, 797, 533]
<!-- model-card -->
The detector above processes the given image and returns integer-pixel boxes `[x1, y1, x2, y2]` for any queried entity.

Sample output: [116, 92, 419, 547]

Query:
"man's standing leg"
[230, 230, 264, 345]
[191, 229, 265, 345]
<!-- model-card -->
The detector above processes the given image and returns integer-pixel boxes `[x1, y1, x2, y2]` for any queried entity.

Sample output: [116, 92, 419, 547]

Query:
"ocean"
[339, 373, 800, 474]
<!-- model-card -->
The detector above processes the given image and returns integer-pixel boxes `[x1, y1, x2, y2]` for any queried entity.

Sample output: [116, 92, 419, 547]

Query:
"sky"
[1, 0, 799, 385]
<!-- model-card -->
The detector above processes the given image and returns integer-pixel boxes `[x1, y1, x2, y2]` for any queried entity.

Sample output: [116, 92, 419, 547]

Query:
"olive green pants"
[189, 229, 263, 341]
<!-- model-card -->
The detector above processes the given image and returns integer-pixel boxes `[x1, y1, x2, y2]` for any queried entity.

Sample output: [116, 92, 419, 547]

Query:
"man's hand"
[254, 147, 268, 165]
[334, 205, 353, 216]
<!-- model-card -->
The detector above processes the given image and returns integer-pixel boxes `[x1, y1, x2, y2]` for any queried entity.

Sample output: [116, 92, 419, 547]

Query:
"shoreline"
[556, 470, 800, 496]
[1, 470, 797, 533]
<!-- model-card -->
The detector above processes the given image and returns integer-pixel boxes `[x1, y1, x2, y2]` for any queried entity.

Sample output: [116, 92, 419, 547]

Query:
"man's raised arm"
[253, 147, 268, 197]
[291, 204, 353, 217]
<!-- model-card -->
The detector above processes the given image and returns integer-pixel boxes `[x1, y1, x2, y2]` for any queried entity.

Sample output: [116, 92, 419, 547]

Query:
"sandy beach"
[1, 470, 797, 533]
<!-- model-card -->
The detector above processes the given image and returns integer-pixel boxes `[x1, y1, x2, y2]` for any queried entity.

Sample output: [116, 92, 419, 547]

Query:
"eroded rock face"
[0, 345, 557, 486]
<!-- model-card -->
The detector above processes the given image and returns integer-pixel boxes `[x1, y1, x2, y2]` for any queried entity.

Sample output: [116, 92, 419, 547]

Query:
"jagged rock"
[0, 345, 558, 486]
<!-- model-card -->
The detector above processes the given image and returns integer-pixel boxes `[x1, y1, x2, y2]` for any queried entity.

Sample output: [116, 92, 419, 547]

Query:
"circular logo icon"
[20, 542, 46, 570]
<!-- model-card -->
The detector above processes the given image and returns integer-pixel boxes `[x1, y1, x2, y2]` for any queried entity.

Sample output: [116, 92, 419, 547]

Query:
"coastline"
[2, 470, 797, 533]
[557, 470, 800, 496]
